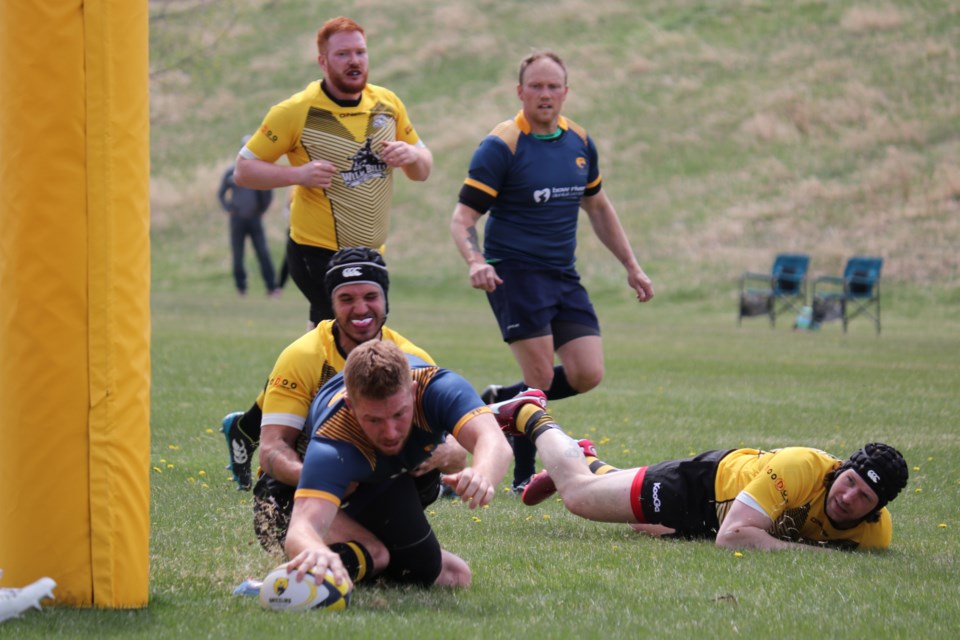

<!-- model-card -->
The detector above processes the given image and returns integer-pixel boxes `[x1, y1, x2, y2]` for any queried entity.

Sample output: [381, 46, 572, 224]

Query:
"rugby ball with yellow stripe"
[259, 566, 351, 612]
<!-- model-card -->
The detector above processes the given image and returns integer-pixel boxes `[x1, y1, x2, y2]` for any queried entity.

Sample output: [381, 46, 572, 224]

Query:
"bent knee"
[568, 368, 603, 393]
[369, 543, 390, 573]
[436, 551, 472, 587]
[525, 367, 557, 391]
[560, 487, 600, 521]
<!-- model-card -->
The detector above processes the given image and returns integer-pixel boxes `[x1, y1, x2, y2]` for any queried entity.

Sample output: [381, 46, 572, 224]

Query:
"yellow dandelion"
[482, 504, 490, 509]
[734, 551, 743, 558]
[205, 428, 214, 434]
[471, 516, 482, 523]
[188, 477, 196, 483]
[525, 515, 533, 521]
[198, 470, 206, 476]
[542, 514, 551, 521]
[927, 457, 933, 462]
[168, 444, 180, 451]
[428, 510, 437, 516]
[152, 466, 162, 473]
[938, 523, 947, 529]
[166, 464, 174, 470]
[502, 486, 512, 493]
[160, 458, 167, 464]
[912, 466, 920, 472]
[201, 483, 209, 488]
[915, 488, 922, 493]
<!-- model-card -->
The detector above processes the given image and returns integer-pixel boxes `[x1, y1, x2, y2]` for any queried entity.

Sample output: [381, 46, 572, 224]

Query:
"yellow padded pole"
[0, 0, 150, 607]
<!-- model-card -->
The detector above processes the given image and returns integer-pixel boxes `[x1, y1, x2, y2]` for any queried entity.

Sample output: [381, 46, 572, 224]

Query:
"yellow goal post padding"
[0, 0, 150, 607]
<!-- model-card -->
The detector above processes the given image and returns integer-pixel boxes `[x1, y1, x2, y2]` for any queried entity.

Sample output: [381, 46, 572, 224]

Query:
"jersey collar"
[514, 111, 569, 135]
[320, 79, 363, 108]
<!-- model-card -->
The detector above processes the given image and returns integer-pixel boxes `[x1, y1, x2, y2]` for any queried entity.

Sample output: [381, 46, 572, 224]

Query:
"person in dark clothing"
[218, 138, 279, 296]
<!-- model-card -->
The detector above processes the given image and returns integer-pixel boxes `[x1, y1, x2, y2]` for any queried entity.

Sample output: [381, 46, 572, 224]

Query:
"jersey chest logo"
[340, 137, 387, 188]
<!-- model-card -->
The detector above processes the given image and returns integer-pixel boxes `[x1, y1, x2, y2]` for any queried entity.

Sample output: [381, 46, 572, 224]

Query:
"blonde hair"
[343, 341, 410, 401]
[518, 50, 567, 85]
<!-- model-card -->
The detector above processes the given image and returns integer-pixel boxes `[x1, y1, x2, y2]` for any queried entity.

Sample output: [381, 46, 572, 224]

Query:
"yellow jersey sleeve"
[739, 447, 830, 521]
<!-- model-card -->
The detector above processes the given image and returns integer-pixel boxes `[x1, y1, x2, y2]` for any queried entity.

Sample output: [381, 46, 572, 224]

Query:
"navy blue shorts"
[486, 261, 600, 345]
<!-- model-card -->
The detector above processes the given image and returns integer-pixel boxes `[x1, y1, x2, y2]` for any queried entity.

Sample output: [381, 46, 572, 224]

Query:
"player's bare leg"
[532, 427, 637, 523]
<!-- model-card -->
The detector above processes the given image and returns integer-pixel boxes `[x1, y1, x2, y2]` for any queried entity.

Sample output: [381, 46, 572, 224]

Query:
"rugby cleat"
[0, 571, 57, 623]
[520, 469, 555, 506]
[487, 389, 547, 436]
[480, 384, 503, 404]
[231, 578, 262, 598]
[221, 411, 252, 490]
[578, 438, 598, 458]
[510, 475, 533, 496]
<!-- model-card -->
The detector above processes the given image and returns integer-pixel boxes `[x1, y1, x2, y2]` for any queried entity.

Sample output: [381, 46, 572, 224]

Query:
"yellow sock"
[515, 404, 543, 434]
[585, 457, 619, 475]
[514, 405, 561, 442]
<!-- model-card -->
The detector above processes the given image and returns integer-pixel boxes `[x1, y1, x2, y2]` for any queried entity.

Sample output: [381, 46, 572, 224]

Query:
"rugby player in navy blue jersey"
[284, 341, 512, 589]
[451, 50, 654, 492]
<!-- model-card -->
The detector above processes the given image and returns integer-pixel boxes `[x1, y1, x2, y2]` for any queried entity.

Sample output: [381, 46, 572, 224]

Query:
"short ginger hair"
[316, 16, 365, 56]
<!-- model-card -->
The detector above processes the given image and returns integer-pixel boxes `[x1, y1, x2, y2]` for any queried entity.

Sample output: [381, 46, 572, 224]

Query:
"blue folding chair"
[738, 253, 810, 328]
[812, 256, 883, 334]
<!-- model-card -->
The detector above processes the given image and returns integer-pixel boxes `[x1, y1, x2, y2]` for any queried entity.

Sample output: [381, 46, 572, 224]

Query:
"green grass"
[8, 0, 960, 637]
[9, 286, 960, 638]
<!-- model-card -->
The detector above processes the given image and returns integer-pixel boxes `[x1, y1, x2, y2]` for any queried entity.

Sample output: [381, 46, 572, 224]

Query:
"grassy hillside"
[149, 0, 960, 302]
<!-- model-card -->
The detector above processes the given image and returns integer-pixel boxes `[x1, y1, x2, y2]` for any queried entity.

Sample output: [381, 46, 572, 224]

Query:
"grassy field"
[7, 0, 960, 637]
[10, 287, 960, 638]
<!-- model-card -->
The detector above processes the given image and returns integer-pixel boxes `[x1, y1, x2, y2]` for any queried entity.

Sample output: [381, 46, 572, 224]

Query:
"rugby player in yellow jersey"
[490, 392, 908, 550]
[234, 16, 432, 327]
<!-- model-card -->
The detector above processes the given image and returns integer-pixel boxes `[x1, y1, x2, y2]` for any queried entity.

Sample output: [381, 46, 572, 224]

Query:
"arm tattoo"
[562, 440, 584, 459]
[465, 226, 483, 255]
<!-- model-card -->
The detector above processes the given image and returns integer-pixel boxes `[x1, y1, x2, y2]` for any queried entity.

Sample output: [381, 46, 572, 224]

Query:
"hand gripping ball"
[259, 566, 351, 612]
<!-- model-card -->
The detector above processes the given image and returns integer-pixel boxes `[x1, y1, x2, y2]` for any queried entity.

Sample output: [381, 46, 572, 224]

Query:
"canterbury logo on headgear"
[842, 442, 908, 513]
[325, 259, 390, 305]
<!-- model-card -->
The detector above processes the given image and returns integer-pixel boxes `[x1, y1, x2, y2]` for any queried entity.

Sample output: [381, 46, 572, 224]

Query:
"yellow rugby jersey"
[259, 320, 434, 434]
[715, 447, 892, 549]
[242, 81, 423, 250]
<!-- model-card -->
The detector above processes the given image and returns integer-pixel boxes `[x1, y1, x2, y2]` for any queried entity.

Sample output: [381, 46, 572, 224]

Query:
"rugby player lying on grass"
[490, 390, 908, 550]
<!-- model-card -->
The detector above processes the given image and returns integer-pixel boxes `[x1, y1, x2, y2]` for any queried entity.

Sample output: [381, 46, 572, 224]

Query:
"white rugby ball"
[259, 566, 351, 612]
